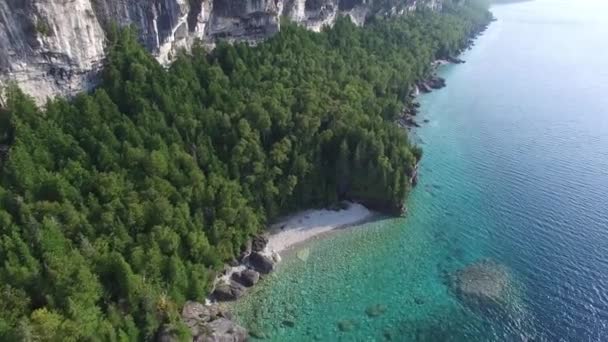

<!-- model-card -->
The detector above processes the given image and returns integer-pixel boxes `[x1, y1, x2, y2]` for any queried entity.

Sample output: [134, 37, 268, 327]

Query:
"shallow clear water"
[233, 0, 608, 340]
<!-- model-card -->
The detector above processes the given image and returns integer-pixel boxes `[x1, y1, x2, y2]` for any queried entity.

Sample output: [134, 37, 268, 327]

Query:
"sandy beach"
[264, 202, 375, 254]
[216, 202, 375, 285]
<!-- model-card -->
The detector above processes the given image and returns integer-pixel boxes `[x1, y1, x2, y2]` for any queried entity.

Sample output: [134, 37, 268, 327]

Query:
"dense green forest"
[0, 3, 490, 340]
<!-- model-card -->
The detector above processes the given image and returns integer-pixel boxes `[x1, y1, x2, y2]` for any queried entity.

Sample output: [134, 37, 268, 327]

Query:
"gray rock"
[427, 76, 446, 89]
[232, 269, 260, 287]
[417, 81, 433, 93]
[182, 301, 225, 324]
[182, 302, 248, 342]
[0, 0, 446, 104]
[200, 318, 248, 342]
[212, 281, 247, 301]
[251, 235, 269, 252]
[248, 252, 274, 274]
[403, 117, 420, 128]
[447, 55, 465, 64]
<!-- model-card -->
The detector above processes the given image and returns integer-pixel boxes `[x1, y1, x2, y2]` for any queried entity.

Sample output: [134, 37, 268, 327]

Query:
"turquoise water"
[234, 0, 608, 340]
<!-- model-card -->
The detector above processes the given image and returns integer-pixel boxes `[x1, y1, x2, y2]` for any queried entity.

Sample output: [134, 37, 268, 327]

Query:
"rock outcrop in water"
[450, 260, 512, 310]
[0, 0, 443, 104]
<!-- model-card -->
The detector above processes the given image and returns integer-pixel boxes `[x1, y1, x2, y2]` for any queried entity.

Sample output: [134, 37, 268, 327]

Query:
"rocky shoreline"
[397, 24, 490, 131]
[395, 69, 448, 130]
[172, 23, 493, 342]
[211, 235, 280, 303]
[164, 235, 277, 342]
[172, 203, 375, 341]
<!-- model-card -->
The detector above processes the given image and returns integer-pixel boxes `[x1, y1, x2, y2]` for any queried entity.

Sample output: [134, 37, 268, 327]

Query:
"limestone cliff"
[0, 0, 443, 103]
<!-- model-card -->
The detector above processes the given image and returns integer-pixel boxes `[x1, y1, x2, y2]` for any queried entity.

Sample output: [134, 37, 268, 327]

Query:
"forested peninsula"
[0, 2, 491, 340]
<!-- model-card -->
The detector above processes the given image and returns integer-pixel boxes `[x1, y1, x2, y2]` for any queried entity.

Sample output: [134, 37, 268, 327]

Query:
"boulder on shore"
[182, 301, 226, 324]
[417, 81, 432, 93]
[181, 301, 248, 342]
[410, 168, 419, 186]
[447, 55, 465, 64]
[203, 318, 248, 342]
[232, 269, 260, 287]
[248, 251, 275, 274]
[427, 76, 446, 89]
[252, 235, 269, 252]
[451, 260, 511, 310]
[212, 281, 246, 301]
[403, 116, 420, 128]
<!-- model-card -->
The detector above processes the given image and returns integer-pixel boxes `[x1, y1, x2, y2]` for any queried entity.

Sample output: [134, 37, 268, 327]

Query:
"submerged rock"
[282, 319, 296, 327]
[365, 304, 387, 317]
[249, 327, 267, 339]
[383, 329, 394, 341]
[337, 319, 356, 332]
[451, 260, 511, 310]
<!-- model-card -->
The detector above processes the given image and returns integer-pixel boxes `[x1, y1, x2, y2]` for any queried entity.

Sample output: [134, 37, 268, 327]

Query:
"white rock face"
[0, 0, 442, 104]
[0, 0, 106, 103]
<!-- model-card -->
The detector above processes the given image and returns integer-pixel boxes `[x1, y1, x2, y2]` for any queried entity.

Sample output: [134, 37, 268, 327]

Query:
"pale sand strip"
[216, 202, 374, 285]
[264, 202, 374, 254]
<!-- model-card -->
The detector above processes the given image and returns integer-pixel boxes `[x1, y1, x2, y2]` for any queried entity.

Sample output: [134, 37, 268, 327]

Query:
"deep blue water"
[235, 1, 608, 340]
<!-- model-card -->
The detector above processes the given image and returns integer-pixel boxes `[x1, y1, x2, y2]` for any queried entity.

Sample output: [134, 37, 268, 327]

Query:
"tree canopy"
[0, 3, 491, 340]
